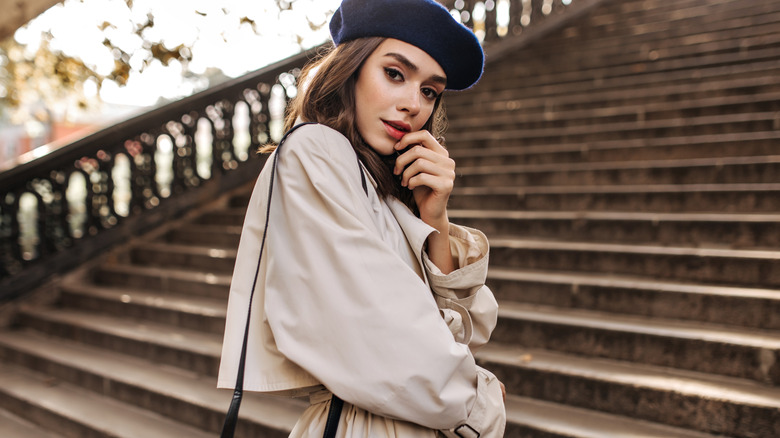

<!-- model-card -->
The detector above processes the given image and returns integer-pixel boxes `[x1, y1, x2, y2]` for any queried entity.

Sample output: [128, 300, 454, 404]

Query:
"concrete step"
[555, 0, 773, 41]
[93, 263, 230, 299]
[0, 407, 64, 438]
[0, 363, 214, 438]
[487, 30, 780, 91]
[577, 0, 780, 50]
[59, 281, 226, 334]
[16, 307, 222, 377]
[229, 193, 251, 208]
[504, 395, 718, 438]
[448, 131, 780, 167]
[449, 111, 779, 147]
[164, 223, 242, 248]
[0, 331, 305, 437]
[486, 267, 780, 330]
[458, 58, 780, 113]
[538, 13, 780, 71]
[448, 89, 780, 133]
[456, 155, 780, 187]
[450, 209, 780, 248]
[195, 208, 246, 227]
[449, 183, 780, 213]
[489, 237, 780, 287]
[129, 241, 236, 273]
[477, 343, 780, 437]
[512, 10, 780, 79]
[447, 72, 780, 122]
[491, 302, 780, 384]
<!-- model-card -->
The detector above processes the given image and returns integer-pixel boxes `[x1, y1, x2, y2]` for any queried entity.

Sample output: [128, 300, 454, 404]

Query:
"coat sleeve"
[422, 224, 498, 350]
[262, 124, 505, 434]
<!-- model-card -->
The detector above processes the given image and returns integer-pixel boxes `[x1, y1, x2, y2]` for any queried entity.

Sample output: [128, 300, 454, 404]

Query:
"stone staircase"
[443, 0, 780, 436]
[1, 0, 779, 436]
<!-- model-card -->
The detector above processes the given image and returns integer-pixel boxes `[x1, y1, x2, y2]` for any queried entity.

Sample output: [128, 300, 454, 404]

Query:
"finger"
[395, 146, 454, 175]
[394, 130, 448, 156]
[398, 153, 454, 185]
[406, 171, 454, 194]
[401, 157, 455, 187]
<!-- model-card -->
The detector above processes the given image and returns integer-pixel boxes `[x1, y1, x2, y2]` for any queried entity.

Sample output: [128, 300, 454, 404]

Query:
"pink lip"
[382, 120, 410, 141]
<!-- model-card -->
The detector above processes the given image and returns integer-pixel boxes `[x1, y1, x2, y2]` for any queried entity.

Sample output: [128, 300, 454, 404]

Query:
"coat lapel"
[386, 197, 436, 285]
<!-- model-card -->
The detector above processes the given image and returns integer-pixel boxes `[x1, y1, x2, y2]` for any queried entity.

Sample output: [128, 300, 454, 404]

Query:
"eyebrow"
[384, 52, 447, 87]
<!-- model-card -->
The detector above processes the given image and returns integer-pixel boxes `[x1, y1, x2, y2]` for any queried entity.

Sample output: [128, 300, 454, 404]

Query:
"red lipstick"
[383, 120, 411, 141]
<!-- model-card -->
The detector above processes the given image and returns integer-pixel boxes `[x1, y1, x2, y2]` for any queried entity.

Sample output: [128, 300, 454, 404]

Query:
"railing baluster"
[0, 0, 580, 294]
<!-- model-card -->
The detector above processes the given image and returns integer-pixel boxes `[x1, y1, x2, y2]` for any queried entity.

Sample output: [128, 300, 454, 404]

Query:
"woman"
[218, 0, 506, 436]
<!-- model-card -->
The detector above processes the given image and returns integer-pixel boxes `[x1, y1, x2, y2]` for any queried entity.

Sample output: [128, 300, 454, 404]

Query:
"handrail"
[0, 48, 317, 300]
[0, 0, 587, 300]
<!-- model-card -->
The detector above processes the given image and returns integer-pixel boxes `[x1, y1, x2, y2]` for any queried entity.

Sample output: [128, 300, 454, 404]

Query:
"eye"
[422, 87, 440, 100]
[384, 67, 403, 82]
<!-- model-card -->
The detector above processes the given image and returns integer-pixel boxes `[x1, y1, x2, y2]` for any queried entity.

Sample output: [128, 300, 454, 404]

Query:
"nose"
[397, 87, 421, 116]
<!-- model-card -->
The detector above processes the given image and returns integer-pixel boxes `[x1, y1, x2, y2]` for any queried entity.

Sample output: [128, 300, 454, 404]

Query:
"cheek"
[416, 105, 436, 130]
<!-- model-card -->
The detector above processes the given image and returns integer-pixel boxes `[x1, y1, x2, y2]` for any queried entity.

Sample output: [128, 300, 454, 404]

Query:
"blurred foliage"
[1, 36, 97, 120]
[0, 0, 331, 122]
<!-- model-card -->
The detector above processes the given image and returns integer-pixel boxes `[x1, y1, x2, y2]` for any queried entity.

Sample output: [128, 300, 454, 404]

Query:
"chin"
[364, 136, 396, 156]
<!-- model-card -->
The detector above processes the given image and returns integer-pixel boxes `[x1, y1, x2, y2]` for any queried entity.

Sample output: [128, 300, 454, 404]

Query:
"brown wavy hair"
[268, 37, 447, 210]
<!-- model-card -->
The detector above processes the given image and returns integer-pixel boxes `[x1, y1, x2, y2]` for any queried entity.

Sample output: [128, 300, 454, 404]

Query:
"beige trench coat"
[218, 123, 506, 437]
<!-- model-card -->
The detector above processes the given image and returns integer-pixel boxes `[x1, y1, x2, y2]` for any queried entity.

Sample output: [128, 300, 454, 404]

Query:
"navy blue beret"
[329, 0, 484, 90]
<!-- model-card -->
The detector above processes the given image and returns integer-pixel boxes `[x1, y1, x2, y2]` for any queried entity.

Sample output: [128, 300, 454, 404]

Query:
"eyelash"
[384, 67, 440, 101]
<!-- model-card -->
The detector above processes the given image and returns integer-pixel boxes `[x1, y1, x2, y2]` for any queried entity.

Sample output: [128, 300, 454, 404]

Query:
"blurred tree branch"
[0, 0, 335, 123]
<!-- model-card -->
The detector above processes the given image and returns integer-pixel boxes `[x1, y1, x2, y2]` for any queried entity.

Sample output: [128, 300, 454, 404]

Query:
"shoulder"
[276, 123, 365, 190]
[281, 123, 354, 161]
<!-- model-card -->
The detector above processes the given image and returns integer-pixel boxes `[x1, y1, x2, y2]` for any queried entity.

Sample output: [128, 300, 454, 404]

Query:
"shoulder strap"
[221, 122, 355, 438]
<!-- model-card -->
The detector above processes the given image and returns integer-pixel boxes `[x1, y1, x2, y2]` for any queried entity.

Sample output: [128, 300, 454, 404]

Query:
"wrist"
[421, 211, 449, 235]
[425, 219, 454, 275]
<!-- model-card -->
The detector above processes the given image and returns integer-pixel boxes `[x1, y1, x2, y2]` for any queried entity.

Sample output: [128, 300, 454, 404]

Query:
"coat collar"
[295, 119, 437, 280]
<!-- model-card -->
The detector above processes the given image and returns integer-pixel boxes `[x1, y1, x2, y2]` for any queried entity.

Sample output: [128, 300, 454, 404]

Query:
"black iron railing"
[0, 0, 584, 300]
[0, 49, 314, 299]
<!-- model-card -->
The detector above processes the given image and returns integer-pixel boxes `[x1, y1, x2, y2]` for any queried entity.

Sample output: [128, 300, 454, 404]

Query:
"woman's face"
[354, 38, 446, 155]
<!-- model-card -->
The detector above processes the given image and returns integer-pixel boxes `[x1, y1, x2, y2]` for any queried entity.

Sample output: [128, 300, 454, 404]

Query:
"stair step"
[450, 209, 780, 248]
[448, 131, 780, 166]
[195, 208, 246, 227]
[504, 395, 717, 438]
[495, 16, 780, 87]
[450, 91, 780, 135]
[551, 0, 774, 43]
[60, 282, 226, 334]
[450, 67, 780, 116]
[493, 302, 780, 384]
[94, 263, 230, 298]
[0, 331, 305, 436]
[570, 0, 780, 55]
[0, 407, 63, 438]
[487, 267, 780, 330]
[489, 237, 780, 287]
[488, 39, 780, 93]
[457, 155, 780, 186]
[449, 73, 780, 123]
[450, 111, 778, 146]
[165, 223, 242, 248]
[16, 308, 222, 376]
[0, 363, 214, 438]
[458, 57, 780, 113]
[449, 183, 780, 213]
[477, 343, 780, 437]
[130, 242, 236, 273]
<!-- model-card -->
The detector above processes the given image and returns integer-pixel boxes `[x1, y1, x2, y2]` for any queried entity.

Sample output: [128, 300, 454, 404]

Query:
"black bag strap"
[221, 122, 365, 438]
